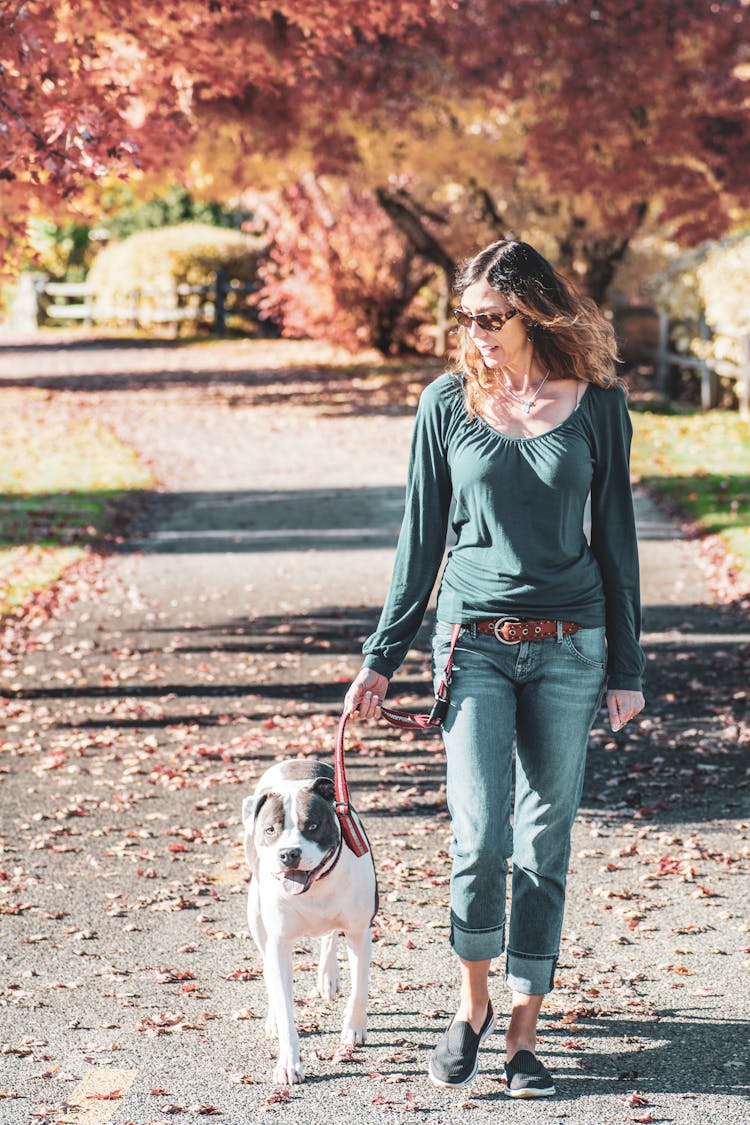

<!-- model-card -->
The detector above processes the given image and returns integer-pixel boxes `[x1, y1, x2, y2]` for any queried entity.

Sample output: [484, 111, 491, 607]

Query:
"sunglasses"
[452, 307, 518, 332]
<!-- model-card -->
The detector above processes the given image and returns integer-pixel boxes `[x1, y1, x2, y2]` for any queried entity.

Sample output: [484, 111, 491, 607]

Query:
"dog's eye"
[264, 825, 276, 836]
[306, 823, 318, 833]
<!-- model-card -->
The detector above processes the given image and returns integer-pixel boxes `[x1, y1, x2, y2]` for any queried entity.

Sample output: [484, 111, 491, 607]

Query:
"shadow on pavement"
[4, 598, 748, 825]
[1, 481, 727, 556]
[0, 336, 204, 354]
[536, 1010, 749, 1101]
[125, 487, 408, 553]
[0, 342, 442, 416]
[468, 1011, 749, 1102]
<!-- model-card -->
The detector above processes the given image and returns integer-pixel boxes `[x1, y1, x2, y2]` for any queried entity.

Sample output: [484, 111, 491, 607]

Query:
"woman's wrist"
[361, 655, 394, 679]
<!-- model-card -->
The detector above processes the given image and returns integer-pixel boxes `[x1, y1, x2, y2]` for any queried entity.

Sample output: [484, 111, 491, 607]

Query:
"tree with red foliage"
[343, 0, 750, 300]
[0, 0, 429, 267]
[3, 1, 749, 333]
[255, 175, 433, 354]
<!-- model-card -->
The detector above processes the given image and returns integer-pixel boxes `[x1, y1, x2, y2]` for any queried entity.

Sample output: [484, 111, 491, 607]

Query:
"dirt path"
[0, 338, 748, 1124]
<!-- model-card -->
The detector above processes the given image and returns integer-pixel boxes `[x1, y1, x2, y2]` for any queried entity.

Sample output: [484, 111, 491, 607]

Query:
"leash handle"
[361, 622, 462, 730]
[335, 624, 462, 854]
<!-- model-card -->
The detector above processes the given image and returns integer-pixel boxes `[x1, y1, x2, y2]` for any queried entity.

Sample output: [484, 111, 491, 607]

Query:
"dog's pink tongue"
[278, 869, 310, 895]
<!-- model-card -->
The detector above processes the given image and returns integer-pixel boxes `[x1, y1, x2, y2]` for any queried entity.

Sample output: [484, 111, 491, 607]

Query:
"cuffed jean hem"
[505, 949, 558, 996]
[450, 911, 505, 962]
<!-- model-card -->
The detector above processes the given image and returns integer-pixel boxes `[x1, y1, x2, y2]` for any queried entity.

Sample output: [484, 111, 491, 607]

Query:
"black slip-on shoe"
[427, 1001, 495, 1088]
[503, 1049, 555, 1098]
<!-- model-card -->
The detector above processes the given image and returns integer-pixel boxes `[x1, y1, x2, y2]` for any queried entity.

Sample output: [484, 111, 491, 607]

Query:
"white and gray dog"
[242, 759, 377, 1084]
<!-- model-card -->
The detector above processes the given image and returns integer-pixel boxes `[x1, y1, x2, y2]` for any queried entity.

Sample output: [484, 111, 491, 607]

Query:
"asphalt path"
[1, 341, 748, 1124]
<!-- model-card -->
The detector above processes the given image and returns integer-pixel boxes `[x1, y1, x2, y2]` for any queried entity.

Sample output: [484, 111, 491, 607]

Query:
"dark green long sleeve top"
[362, 373, 645, 692]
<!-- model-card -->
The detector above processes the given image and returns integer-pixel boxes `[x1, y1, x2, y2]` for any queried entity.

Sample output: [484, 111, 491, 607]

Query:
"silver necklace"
[501, 368, 551, 414]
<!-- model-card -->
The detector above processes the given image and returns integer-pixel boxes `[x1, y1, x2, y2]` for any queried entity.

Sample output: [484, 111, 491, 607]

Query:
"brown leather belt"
[474, 617, 581, 645]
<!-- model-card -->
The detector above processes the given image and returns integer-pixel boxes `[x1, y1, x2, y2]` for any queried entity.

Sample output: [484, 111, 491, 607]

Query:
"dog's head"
[242, 761, 340, 895]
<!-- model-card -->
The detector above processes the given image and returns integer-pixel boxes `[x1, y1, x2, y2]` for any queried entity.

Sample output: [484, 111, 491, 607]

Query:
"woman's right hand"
[343, 667, 389, 721]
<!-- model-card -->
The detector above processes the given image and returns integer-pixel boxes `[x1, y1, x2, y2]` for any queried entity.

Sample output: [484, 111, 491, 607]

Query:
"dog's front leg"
[247, 883, 276, 1038]
[318, 930, 340, 1000]
[264, 937, 304, 1084]
[341, 926, 372, 1046]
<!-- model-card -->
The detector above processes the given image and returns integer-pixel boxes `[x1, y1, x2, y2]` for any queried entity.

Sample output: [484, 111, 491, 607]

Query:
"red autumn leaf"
[155, 968, 197, 983]
[266, 1089, 291, 1103]
[224, 967, 262, 981]
[622, 1091, 650, 1107]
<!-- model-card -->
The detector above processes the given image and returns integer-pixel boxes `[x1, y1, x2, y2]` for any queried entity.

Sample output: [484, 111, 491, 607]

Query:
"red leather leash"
[334, 623, 462, 856]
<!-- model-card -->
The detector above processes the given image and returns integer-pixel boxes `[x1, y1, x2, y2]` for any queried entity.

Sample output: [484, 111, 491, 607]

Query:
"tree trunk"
[375, 187, 456, 277]
[583, 245, 631, 305]
[370, 260, 432, 355]
[557, 203, 648, 304]
[373, 186, 457, 353]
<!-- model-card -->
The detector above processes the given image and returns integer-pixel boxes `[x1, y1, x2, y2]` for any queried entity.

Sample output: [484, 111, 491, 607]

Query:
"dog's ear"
[312, 777, 335, 803]
[242, 791, 268, 832]
[242, 791, 268, 875]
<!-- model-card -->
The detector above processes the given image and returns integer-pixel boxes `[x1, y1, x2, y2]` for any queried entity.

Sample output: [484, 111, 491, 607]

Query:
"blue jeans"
[431, 621, 607, 996]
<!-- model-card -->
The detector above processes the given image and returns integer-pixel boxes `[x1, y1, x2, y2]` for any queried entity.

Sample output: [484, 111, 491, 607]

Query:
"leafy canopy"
[2, 0, 749, 283]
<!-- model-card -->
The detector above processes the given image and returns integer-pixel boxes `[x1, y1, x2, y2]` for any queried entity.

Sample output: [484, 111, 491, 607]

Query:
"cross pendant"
[522, 403, 532, 414]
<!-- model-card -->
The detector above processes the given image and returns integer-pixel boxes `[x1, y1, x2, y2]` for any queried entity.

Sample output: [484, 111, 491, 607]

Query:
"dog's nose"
[278, 847, 302, 869]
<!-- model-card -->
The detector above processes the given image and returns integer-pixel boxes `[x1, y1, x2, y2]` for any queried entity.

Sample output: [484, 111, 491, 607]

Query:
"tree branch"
[375, 187, 456, 277]
[0, 91, 53, 154]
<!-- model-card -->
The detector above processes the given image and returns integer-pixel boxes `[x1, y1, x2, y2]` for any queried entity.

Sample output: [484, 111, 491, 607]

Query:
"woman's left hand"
[606, 689, 645, 732]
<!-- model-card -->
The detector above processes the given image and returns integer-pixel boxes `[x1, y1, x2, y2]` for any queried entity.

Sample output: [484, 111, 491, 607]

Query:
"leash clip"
[428, 692, 449, 725]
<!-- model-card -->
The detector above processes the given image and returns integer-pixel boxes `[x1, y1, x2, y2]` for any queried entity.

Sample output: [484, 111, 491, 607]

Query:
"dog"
[242, 759, 377, 1084]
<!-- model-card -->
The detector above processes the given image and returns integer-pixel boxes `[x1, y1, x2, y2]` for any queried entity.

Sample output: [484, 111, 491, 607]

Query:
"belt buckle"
[493, 616, 522, 645]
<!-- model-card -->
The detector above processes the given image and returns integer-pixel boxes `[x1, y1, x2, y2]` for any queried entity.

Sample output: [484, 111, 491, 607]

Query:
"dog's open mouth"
[275, 868, 313, 895]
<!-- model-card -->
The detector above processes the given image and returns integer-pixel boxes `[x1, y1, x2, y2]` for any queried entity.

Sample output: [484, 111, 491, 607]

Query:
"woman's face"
[458, 278, 527, 368]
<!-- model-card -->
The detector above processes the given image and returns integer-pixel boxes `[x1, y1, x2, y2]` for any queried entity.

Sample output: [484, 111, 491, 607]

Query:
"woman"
[344, 240, 645, 1098]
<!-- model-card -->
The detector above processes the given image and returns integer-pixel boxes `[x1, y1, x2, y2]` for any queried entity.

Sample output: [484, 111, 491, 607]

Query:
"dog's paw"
[273, 1051, 304, 1085]
[340, 1021, 367, 1047]
[318, 964, 340, 1001]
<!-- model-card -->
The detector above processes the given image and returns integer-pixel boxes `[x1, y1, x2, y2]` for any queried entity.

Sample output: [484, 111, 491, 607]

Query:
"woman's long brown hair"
[449, 240, 621, 418]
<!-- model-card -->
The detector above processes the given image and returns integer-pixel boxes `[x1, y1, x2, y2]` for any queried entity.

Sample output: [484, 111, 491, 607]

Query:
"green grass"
[0, 392, 154, 615]
[630, 407, 750, 579]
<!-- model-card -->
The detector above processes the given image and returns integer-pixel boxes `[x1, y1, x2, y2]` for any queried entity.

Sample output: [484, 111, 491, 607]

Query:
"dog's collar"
[275, 835, 343, 895]
[309, 836, 343, 886]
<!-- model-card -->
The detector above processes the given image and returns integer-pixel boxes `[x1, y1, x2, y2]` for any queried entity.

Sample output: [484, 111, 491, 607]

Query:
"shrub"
[255, 177, 434, 355]
[696, 236, 750, 369]
[650, 232, 750, 405]
[101, 184, 250, 241]
[26, 217, 94, 281]
[87, 222, 264, 324]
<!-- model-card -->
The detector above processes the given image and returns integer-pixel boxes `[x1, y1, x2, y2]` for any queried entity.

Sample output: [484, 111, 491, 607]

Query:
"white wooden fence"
[614, 305, 750, 418]
[31, 270, 259, 335]
[7, 279, 750, 417]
